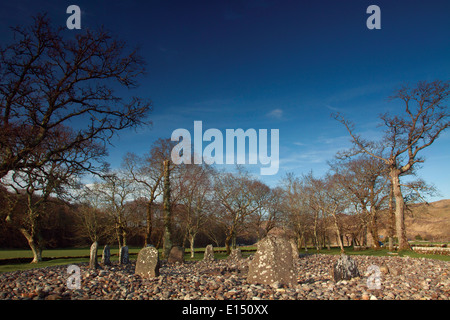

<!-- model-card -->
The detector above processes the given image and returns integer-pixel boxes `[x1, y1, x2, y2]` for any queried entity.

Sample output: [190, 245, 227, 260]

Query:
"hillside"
[404, 199, 450, 241]
[379, 199, 450, 242]
[378, 199, 450, 241]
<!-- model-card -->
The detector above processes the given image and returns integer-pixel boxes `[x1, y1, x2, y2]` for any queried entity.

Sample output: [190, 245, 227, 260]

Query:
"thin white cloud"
[325, 104, 341, 112]
[266, 108, 283, 119]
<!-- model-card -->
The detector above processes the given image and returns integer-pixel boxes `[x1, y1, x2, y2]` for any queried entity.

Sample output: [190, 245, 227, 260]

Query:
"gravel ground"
[0, 254, 448, 300]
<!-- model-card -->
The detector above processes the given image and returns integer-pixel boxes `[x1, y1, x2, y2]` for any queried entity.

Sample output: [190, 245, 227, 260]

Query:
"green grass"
[1, 244, 448, 273]
[0, 247, 143, 260]
[298, 247, 450, 261]
[409, 241, 449, 246]
[0, 246, 256, 273]
[0, 257, 91, 273]
[0, 247, 142, 273]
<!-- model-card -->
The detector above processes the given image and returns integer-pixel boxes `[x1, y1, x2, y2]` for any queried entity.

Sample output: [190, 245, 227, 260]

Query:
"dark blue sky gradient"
[1, 1, 449, 199]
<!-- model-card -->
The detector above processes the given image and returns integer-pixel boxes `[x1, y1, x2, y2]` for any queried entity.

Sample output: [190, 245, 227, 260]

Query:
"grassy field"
[299, 247, 450, 261]
[0, 245, 448, 273]
[0, 246, 256, 273]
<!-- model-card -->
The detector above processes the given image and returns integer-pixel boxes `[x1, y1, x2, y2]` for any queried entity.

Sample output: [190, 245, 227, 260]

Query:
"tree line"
[0, 15, 448, 263]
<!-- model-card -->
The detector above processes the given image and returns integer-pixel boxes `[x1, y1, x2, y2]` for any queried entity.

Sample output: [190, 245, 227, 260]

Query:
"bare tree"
[330, 155, 390, 249]
[74, 184, 112, 244]
[122, 139, 175, 246]
[4, 159, 80, 262]
[213, 168, 268, 254]
[2, 125, 101, 262]
[177, 163, 214, 257]
[334, 80, 449, 250]
[280, 173, 313, 251]
[248, 183, 280, 240]
[95, 171, 135, 249]
[306, 173, 349, 253]
[0, 14, 150, 179]
[300, 172, 328, 251]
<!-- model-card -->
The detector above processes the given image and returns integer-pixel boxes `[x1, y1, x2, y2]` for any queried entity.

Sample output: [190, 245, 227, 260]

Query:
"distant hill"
[405, 199, 450, 241]
[380, 199, 450, 242]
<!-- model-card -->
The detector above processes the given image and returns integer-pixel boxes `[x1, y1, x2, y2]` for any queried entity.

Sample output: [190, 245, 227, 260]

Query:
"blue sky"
[1, 0, 449, 201]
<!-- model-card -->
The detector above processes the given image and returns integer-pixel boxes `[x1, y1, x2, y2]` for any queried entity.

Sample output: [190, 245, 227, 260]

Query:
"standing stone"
[290, 239, 299, 261]
[101, 245, 111, 266]
[379, 264, 390, 275]
[168, 246, 185, 264]
[119, 245, 129, 265]
[228, 248, 243, 261]
[89, 241, 99, 269]
[135, 246, 160, 278]
[247, 235, 297, 287]
[203, 244, 215, 262]
[330, 254, 360, 282]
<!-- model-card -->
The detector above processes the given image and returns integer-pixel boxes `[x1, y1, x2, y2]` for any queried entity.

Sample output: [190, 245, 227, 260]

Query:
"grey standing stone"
[228, 248, 243, 261]
[135, 246, 160, 278]
[203, 244, 215, 262]
[330, 254, 360, 282]
[101, 245, 111, 266]
[290, 239, 299, 261]
[379, 264, 390, 274]
[119, 245, 129, 265]
[247, 235, 297, 287]
[89, 241, 99, 269]
[168, 246, 185, 264]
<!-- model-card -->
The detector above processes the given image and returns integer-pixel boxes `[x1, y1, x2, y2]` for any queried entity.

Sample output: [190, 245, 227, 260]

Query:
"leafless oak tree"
[95, 170, 136, 249]
[0, 14, 150, 179]
[334, 80, 449, 250]
[177, 163, 214, 257]
[213, 168, 269, 254]
[3, 150, 87, 262]
[122, 139, 175, 246]
[280, 173, 313, 251]
[330, 155, 389, 249]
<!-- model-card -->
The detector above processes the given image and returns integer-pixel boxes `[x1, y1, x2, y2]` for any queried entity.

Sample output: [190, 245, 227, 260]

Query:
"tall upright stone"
[247, 235, 297, 287]
[203, 244, 215, 262]
[228, 247, 243, 261]
[290, 239, 299, 261]
[135, 246, 160, 278]
[101, 245, 111, 266]
[330, 254, 360, 282]
[168, 246, 185, 264]
[119, 245, 129, 265]
[89, 241, 99, 269]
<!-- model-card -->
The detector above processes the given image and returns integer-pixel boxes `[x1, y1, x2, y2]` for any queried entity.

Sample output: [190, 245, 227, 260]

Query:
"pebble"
[0, 254, 448, 300]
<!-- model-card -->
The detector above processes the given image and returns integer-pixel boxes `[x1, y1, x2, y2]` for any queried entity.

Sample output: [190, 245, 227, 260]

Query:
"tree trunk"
[162, 160, 172, 259]
[297, 233, 303, 252]
[145, 200, 153, 246]
[122, 227, 127, 247]
[313, 214, 320, 251]
[388, 183, 395, 251]
[116, 224, 123, 249]
[369, 213, 381, 249]
[231, 231, 237, 250]
[362, 225, 367, 246]
[390, 169, 411, 250]
[332, 214, 345, 253]
[189, 234, 196, 258]
[224, 232, 233, 255]
[20, 228, 42, 263]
